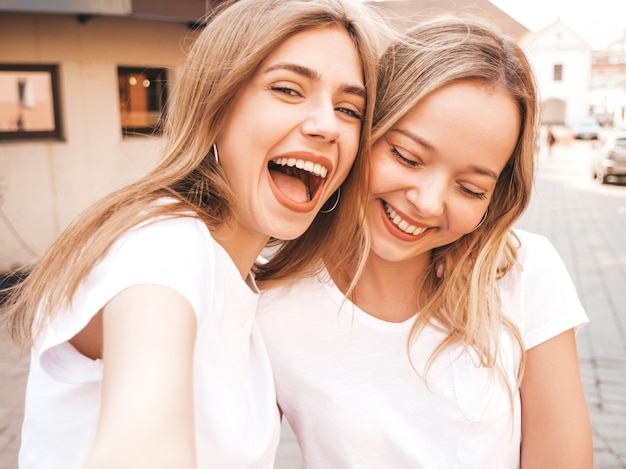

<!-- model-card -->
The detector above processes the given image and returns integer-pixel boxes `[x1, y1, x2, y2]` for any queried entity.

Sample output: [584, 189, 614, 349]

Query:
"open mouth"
[268, 157, 328, 204]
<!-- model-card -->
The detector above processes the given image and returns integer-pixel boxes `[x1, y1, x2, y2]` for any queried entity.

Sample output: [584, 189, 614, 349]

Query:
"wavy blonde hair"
[255, 7, 396, 289]
[2, 0, 387, 347]
[261, 16, 539, 387]
[371, 17, 538, 378]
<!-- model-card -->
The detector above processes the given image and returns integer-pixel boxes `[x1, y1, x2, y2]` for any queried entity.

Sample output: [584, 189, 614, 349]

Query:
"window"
[0, 64, 63, 141]
[553, 64, 563, 81]
[118, 67, 167, 136]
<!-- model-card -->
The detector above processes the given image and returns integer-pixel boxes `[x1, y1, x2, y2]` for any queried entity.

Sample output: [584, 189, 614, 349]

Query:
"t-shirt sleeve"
[37, 217, 215, 382]
[514, 230, 589, 350]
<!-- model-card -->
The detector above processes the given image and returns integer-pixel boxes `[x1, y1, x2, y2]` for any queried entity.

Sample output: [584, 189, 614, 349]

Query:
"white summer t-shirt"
[256, 229, 588, 468]
[19, 216, 280, 468]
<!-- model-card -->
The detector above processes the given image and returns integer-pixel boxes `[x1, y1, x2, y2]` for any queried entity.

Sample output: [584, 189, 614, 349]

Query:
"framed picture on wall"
[0, 64, 63, 141]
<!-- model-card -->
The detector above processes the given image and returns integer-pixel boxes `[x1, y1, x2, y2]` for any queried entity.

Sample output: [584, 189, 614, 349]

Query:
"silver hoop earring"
[435, 260, 446, 279]
[212, 143, 219, 164]
[320, 188, 341, 213]
[473, 208, 488, 231]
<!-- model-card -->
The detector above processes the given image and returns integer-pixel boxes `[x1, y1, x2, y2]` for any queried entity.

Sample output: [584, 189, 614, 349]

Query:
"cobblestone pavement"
[0, 325, 28, 469]
[516, 139, 626, 468]
[1, 139, 625, 468]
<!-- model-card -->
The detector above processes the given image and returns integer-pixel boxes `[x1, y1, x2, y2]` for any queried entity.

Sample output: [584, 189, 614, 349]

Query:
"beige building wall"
[0, 13, 198, 271]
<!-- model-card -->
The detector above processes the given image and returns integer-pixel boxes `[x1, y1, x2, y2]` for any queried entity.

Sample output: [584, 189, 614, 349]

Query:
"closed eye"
[459, 185, 487, 200]
[390, 146, 421, 168]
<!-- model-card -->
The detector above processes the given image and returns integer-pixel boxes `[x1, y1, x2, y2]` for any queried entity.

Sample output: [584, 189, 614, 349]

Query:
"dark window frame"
[553, 64, 563, 81]
[0, 64, 64, 142]
[118, 66, 168, 137]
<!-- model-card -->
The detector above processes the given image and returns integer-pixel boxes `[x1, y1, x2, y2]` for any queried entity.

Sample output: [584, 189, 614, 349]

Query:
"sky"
[487, 0, 626, 49]
[363, 0, 626, 50]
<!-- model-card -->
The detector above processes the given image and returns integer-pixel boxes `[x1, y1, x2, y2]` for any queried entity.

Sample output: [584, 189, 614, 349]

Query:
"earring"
[435, 260, 446, 279]
[473, 208, 488, 231]
[212, 143, 219, 164]
[320, 187, 341, 213]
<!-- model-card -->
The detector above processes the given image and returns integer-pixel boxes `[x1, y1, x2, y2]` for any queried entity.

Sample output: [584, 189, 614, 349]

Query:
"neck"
[349, 253, 431, 323]
[212, 221, 269, 281]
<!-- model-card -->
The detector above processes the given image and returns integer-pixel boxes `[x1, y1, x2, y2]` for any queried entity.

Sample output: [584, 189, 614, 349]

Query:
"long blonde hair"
[261, 16, 539, 381]
[373, 17, 539, 376]
[2, 0, 386, 347]
[255, 5, 396, 290]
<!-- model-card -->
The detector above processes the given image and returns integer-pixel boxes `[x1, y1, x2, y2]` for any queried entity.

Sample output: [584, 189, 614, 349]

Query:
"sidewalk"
[516, 140, 626, 467]
[0, 325, 28, 469]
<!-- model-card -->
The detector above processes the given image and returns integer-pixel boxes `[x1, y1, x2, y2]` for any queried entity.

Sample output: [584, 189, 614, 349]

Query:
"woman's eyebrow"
[389, 127, 500, 180]
[263, 62, 366, 98]
[390, 127, 436, 152]
[467, 165, 499, 180]
[264, 62, 318, 80]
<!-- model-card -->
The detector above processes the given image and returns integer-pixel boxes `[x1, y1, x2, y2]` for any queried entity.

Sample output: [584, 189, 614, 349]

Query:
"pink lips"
[267, 152, 333, 213]
[378, 200, 432, 242]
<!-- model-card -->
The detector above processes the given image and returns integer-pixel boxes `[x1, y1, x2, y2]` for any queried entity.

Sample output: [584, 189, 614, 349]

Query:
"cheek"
[368, 148, 396, 194]
[448, 202, 486, 235]
[337, 127, 362, 173]
[361, 192, 387, 227]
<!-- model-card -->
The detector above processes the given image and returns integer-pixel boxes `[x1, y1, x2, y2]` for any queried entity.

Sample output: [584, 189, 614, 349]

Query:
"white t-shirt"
[256, 229, 588, 469]
[19, 216, 280, 468]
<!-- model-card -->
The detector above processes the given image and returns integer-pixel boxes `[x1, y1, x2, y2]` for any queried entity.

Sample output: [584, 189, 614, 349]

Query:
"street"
[517, 135, 626, 468]
[0, 319, 28, 468]
[1, 136, 625, 468]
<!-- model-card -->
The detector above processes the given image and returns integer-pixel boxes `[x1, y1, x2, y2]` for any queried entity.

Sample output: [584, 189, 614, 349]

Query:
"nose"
[301, 97, 340, 144]
[405, 172, 446, 218]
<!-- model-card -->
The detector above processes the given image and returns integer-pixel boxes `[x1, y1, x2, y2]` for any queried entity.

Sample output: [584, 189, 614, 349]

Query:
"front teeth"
[272, 158, 328, 178]
[384, 203, 427, 236]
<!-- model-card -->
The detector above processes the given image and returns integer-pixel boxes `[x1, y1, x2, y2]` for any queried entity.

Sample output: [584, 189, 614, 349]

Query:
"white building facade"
[521, 19, 593, 127]
[590, 34, 626, 128]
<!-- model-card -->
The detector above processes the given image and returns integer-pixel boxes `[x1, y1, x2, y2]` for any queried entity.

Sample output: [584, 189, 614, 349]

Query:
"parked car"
[593, 110, 614, 127]
[572, 117, 600, 140]
[592, 134, 626, 184]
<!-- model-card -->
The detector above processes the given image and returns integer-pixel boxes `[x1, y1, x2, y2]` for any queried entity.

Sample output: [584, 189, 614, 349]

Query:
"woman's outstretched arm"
[81, 284, 198, 469]
[520, 328, 592, 469]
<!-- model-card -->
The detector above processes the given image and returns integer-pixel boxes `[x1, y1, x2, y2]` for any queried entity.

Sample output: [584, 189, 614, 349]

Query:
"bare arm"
[520, 328, 592, 469]
[81, 284, 198, 469]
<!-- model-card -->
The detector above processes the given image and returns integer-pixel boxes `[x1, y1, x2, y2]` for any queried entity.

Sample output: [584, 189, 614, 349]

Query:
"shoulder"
[504, 229, 588, 347]
[511, 228, 561, 269]
[513, 228, 551, 251]
[88, 215, 218, 318]
[257, 270, 332, 321]
[259, 274, 322, 305]
[35, 216, 217, 381]
[111, 216, 215, 268]
[125, 216, 212, 246]
[503, 228, 569, 284]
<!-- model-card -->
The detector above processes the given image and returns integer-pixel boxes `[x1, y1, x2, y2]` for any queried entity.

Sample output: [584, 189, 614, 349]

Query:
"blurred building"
[590, 32, 626, 128]
[520, 19, 593, 127]
[0, 0, 228, 271]
[0, 0, 526, 271]
[369, 0, 528, 39]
